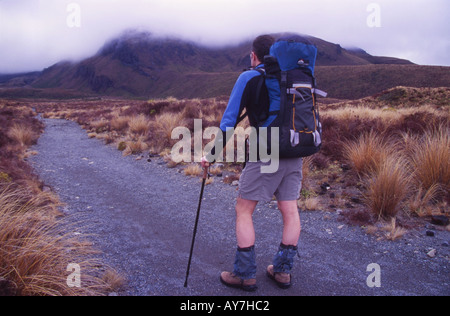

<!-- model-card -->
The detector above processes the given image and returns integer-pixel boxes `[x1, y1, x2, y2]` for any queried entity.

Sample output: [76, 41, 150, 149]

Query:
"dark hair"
[252, 35, 275, 62]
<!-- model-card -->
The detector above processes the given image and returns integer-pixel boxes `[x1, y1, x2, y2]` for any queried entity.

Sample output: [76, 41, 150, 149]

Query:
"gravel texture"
[30, 118, 449, 296]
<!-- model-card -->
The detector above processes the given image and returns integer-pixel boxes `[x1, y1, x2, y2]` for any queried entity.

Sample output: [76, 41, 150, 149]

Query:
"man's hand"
[201, 156, 211, 169]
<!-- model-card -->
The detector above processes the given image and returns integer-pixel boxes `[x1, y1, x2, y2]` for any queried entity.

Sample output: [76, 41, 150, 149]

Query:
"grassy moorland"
[0, 102, 122, 296]
[30, 86, 450, 237]
[319, 87, 449, 237]
[0, 85, 448, 295]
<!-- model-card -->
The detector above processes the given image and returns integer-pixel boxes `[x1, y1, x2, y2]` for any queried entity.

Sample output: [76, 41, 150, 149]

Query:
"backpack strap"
[312, 88, 328, 98]
[235, 67, 266, 127]
[279, 71, 288, 123]
[236, 111, 248, 126]
[253, 68, 266, 108]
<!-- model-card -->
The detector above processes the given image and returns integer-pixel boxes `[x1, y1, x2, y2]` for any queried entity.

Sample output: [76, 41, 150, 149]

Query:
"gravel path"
[30, 118, 449, 296]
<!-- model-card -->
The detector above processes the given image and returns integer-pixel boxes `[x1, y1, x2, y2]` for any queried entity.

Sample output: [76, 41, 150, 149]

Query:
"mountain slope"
[32, 31, 251, 97]
[316, 64, 450, 99]
[3, 30, 449, 100]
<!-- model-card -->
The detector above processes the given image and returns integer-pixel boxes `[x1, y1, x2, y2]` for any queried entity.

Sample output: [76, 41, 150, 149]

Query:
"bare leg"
[277, 200, 301, 246]
[235, 197, 258, 248]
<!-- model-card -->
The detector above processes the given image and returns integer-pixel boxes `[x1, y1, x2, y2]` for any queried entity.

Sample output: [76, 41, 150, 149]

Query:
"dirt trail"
[30, 118, 449, 296]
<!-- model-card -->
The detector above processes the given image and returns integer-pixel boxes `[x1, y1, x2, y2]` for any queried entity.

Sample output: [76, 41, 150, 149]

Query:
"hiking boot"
[266, 265, 292, 289]
[220, 271, 257, 292]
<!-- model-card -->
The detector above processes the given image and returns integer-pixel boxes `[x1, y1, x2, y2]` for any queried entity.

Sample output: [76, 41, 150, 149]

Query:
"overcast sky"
[0, 0, 449, 73]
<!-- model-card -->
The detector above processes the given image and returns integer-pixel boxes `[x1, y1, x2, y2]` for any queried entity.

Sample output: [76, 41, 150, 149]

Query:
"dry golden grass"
[7, 123, 36, 147]
[101, 269, 126, 292]
[343, 131, 392, 177]
[150, 112, 186, 152]
[323, 87, 450, 110]
[0, 185, 110, 296]
[110, 115, 129, 133]
[410, 125, 450, 197]
[342, 121, 449, 220]
[408, 184, 441, 217]
[90, 119, 109, 134]
[383, 218, 408, 241]
[128, 114, 151, 136]
[363, 156, 411, 219]
[303, 197, 321, 211]
[323, 106, 402, 125]
[184, 164, 203, 177]
[122, 136, 149, 156]
[0, 102, 125, 296]
[365, 218, 408, 241]
[209, 165, 223, 176]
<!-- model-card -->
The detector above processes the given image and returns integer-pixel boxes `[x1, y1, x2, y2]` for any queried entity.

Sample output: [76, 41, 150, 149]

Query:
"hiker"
[201, 35, 304, 291]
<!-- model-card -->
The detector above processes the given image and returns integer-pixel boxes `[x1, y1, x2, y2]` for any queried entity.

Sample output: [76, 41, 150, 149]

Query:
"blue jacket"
[220, 64, 266, 132]
[207, 64, 279, 160]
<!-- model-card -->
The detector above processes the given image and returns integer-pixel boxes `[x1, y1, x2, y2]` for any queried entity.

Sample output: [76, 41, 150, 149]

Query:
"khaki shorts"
[238, 158, 303, 202]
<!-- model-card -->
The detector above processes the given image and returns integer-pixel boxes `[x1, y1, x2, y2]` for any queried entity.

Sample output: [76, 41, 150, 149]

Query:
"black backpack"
[249, 35, 327, 159]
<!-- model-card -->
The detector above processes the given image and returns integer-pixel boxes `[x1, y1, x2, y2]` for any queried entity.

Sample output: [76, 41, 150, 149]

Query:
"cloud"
[0, 0, 449, 73]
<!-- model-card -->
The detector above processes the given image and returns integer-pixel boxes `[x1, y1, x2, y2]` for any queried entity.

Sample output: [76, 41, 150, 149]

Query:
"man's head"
[251, 35, 275, 67]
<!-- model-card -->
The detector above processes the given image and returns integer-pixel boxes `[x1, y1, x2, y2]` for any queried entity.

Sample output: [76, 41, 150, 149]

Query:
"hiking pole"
[184, 166, 209, 288]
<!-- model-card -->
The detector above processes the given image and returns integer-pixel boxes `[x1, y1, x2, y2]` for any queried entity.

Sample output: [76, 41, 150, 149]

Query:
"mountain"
[1, 30, 449, 100]
[316, 64, 450, 99]
[30, 31, 251, 97]
[0, 71, 41, 87]
[344, 47, 413, 65]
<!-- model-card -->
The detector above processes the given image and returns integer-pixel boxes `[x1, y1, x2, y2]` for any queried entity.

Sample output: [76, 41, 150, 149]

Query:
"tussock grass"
[303, 197, 321, 211]
[184, 164, 203, 177]
[410, 125, 450, 198]
[32, 97, 229, 159]
[90, 119, 109, 134]
[363, 156, 411, 219]
[344, 126, 448, 220]
[150, 112, 186, 152]
[128, 114, 151, 136]
[383, 218, 408, 241]
[209, 165, 223, 176]
[408, 184, 441, 217]
[0, 185, 110, 296]
[330, 90, 449, 224]
[343, 131, 392, 177]
[110, 115, 129, 133]
[0, 104, 43, 188]
[0, 103, 121, 295]
[122, 136, 149, 156]
[7, 123, 36, 147]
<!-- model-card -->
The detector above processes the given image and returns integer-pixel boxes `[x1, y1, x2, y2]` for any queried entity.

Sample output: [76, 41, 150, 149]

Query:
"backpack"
[250, 35, 327, 159]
